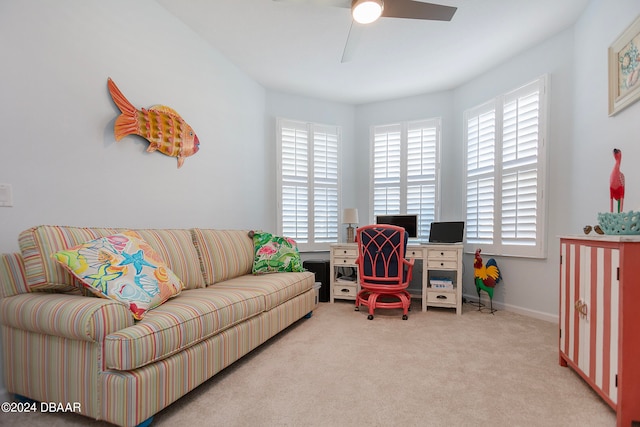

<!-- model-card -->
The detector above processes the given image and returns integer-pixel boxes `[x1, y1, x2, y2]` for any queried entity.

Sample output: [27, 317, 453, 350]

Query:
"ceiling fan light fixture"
[352, 0, 383, 24]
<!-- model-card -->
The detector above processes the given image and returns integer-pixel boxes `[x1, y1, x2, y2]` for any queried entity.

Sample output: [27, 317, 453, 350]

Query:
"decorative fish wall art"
[107, 78, 199, 168]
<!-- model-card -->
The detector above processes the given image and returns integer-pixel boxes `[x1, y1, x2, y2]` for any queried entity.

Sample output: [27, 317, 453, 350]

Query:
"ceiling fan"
[273, 0, 457, 62]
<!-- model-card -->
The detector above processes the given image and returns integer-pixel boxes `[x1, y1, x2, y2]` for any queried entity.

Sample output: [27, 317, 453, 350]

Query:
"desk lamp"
[342, 208, 359, 243]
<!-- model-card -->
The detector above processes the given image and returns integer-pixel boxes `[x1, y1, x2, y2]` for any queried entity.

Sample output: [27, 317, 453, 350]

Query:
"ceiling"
[155, 0, 590, 104]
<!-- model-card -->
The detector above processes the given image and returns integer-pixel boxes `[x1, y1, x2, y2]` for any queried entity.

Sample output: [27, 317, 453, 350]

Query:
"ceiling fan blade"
[341, 21, 365, 63]
[382, 0, 457, 21]
[272, 0, 350, 7]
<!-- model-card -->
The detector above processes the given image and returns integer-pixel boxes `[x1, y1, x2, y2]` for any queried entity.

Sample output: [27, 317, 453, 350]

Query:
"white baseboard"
[411, 291, 558, 323]
[462, 292, 559, 324]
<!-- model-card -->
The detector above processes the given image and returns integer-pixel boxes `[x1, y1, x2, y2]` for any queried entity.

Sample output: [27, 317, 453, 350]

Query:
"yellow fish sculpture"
[107, 78, 199, 168]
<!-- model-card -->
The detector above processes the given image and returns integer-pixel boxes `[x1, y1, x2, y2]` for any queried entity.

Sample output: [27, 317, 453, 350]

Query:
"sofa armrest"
[0, 293, 133, 342]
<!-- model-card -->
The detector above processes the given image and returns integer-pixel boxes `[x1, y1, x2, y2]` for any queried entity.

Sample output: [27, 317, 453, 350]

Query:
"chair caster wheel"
[402, 314, 408, 320]
[367, 314, 373, 320]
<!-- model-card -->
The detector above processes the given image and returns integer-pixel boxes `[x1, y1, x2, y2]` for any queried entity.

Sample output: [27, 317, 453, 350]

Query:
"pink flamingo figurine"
[610, 148, 625, 213]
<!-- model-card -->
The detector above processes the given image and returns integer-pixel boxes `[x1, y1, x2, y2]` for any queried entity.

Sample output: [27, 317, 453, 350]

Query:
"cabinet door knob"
[575, 299, 588, 318]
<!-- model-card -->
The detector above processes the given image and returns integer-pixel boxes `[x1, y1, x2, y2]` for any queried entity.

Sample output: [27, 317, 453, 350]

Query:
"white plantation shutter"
[501, 86, 540, 246]
[464, 76, 547, 258]
[501, 169, 537, 244]
[313, 126, 339, 243]
[277, 119, 341, 251]
[465, 104, 496, 245]
[280, 121, 309, 241]
[373, 124, 401, 215]
[372, 119, 440, 241]
[407, 120, 438, 238]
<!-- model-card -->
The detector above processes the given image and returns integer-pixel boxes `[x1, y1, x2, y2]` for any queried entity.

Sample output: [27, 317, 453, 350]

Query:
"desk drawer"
[426, 290, 456, 305]
[334, 284, 357, 298]
[427, 249, 458, 260]
[406, 248, 423, 258]
[427, 259, 458, 269]
[334, 247, 358, 257]
[334, 257, 357, 266]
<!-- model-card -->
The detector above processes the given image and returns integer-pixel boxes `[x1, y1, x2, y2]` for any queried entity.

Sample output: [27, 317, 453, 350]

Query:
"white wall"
[571, 0, 640, 223]
[353, 91, 456, 294]
[354, 90, 457, 222]
[351, 30, 576, 319]
[265, 90, 356, 244]
[0, 0, 269, 255]
[451, 28, 576, 320]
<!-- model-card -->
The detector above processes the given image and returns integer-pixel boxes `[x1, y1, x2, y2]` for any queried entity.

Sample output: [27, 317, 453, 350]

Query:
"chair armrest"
[403, 258, 415, 283]
[0, 293, 133, 342]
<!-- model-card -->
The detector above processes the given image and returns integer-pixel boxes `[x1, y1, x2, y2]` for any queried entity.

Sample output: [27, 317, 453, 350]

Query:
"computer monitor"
[428, 221, 465, 243]
[375, 214, 418, 238]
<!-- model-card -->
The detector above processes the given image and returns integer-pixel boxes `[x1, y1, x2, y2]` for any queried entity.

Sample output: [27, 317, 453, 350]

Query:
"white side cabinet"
[422, 245, 463, 315]
[329, 244, 359, 302]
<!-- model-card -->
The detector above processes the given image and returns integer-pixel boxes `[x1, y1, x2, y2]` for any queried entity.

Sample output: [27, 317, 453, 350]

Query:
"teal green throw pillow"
[250, 231, 304, 274]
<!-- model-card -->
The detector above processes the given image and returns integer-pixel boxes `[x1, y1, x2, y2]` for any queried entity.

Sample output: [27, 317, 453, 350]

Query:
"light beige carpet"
[0, 301, 616, 427]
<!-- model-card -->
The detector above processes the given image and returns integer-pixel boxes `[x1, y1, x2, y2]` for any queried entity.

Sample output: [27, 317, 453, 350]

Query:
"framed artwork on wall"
[609, 15, 640, 116]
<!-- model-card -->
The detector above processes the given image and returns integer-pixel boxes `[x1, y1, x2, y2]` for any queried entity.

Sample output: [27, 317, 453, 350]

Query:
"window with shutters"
[464, 75, 548, 258]
[277, 118, 341, 251]
[371, 119, 440, 241]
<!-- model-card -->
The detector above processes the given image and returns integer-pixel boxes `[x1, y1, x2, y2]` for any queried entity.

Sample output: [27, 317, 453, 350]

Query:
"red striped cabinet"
[559, 236, 640, 427]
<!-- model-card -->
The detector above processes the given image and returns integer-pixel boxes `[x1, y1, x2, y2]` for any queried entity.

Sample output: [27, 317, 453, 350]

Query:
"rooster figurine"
[610, 148, 625, 213]
[474, 249, 501, 313]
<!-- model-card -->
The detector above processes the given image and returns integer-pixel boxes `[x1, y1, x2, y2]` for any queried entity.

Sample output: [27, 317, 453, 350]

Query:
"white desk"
[329, 243, 463, 315]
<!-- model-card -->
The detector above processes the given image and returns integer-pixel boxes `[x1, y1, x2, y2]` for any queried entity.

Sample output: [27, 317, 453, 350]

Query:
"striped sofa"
[0, 226, 315, 427]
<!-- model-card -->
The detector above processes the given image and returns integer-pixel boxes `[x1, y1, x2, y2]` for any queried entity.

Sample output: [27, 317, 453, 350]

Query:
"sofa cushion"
[19, 225, 119, 292]
[212, 272, 314, 311]
[250, 231, 304, 274]
[104, 287, 265, 370]
[53, 231, 184, 320]
[191, 229, 253, 285]
[131, 229, 206, 290]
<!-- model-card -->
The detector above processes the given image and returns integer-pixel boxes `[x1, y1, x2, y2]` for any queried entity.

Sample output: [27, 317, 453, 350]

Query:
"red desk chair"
[354, 224, 414, 320]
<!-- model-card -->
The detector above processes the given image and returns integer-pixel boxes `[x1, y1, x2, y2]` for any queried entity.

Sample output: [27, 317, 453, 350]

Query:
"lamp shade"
[352, 0, 383, 24]
[342, 208, 359, 224]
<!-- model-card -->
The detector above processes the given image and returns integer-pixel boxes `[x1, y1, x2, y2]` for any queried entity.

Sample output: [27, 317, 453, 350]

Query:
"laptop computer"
[428, 221, 465, 243]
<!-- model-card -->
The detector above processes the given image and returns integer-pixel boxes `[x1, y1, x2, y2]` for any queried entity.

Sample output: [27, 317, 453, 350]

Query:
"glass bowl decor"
[597, 211, 640, 235]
